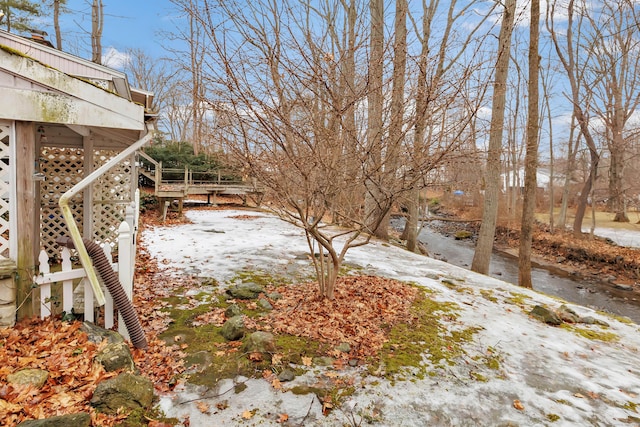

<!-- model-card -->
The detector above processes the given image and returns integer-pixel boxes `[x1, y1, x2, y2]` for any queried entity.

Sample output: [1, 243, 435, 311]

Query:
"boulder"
[96, 342, 135, 372]
[258, 298, 273, 310]
[557, 305, 580, 324]
[91, 373, 154, 415]
[242, 331, 276, 353]
[7, 369, 48, 388]
[225, 304, 242, 318]
[277, 369, 296, 382]
[17, 412, 91, 427]
[226, 283, 264, 300]
[529, 305, 562, 326]
[81, 322, 124, 345]
[221, 315, 246, 341]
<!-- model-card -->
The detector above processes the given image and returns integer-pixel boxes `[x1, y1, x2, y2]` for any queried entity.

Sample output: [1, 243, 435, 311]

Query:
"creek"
[392, 219, 640, 323]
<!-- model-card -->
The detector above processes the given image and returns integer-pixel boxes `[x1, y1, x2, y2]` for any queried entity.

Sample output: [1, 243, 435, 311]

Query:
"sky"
[142, 207, 640, 426]
[39, 0, 177, 68]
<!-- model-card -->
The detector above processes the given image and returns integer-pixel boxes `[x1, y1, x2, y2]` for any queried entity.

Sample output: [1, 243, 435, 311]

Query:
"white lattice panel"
[40, 147, 84, 256]
[0, 124, 11, 258]
[92, 150, 132, 247]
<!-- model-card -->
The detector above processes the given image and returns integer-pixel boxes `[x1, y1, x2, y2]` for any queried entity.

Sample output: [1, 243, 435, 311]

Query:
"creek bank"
[403, 216, 640, 298]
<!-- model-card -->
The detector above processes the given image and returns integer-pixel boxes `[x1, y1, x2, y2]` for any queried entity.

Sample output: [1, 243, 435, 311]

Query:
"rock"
[267, 292, 283, 301]
[580, 316, 610, 327]
[221, 315, 245, 341]
[348, 359, 359, 367]
[7, 369, 48, 388]
[226, 283, 265, 300]
[336, 342, 351, 353]
[529, 305, 562, 326]
[17, 412, 91, 427]
[557, 305, 580, 324]
[225, 304, 242, 318]
[96, 342, 135, 372]
[90, 373, 154, 415]
[81, 322, 124, 345]
[242, 331, 276, 353]
[614, 283, 634, 291]
[555, 256, 566, 263]
[313, 356, 335, 367]
[454, 230, 473, 240]
[277, 369, 296, 382]
[258, 298, 273, 310]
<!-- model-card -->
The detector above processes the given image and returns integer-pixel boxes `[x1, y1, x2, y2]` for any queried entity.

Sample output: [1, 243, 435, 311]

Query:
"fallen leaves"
[265, 276, 418, 360]
[513, 399, 525, 410]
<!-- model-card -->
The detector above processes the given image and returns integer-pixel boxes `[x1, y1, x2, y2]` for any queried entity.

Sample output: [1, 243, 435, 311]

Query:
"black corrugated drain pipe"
[57, 237, 148, 349]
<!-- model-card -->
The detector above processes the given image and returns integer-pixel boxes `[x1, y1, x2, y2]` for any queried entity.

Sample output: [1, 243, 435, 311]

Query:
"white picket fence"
[33, 191, 139, 338]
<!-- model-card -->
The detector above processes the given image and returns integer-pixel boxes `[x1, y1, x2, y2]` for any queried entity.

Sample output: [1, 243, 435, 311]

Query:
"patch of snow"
[143, 209, 640, 426]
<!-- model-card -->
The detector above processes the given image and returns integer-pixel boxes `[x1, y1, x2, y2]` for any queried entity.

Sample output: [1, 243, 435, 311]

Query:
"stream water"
[393, 219, 640, 323]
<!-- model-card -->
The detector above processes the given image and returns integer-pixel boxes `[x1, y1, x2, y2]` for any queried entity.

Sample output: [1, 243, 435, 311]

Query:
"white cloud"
[102, 46, 130, 70]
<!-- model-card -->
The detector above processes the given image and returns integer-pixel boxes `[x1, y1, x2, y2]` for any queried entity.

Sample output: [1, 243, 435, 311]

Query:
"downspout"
[58, 131, 154, 306]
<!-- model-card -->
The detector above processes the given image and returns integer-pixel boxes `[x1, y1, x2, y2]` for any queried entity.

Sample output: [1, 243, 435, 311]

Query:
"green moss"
[623, 401, 638, 412]
[505, 292, 530, 306]
[230, 270, 290, 287]
[597, 311, 634, 325]
[546, 413, 560, 422]
[560, 324, 619, 342]
[470, 372, 488, 382]
[480, 289, 498, 303]
[554, 399, 571, 406]
[374, 291, 479, 380]
[119, 406, 179, 427]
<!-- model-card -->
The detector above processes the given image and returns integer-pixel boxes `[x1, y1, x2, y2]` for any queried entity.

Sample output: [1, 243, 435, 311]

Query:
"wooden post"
[15, 122, 37, 319]
[155, 161, 161, 195]
[117, 220, 132, 340]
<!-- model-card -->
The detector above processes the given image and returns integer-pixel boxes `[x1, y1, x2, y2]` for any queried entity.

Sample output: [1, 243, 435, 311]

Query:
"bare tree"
[584, 1, 640, 222]
[518, 0, 541, 289]
[91, 0, 103, 64]
[471, 0, 517, 275]
[548, 0, 601, 238]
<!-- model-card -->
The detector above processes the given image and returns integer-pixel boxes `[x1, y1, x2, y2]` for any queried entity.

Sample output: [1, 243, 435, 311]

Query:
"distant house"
[501, 168, 561, 193]
[0, 29, 156, 325]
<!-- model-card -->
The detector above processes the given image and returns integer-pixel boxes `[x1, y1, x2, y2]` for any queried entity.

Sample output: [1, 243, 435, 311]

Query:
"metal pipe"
[59, 131, 154, 306]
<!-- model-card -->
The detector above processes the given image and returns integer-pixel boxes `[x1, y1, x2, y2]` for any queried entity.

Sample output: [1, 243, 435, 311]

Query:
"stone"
[17, 412, 91, 427]
[529, 305, 562, 326]
[242, 331, 276, 353]
[258, 298, 273, 310]
[267, 292, 283, 301]
[221, 315, 245, 341]
[91, 373, 154, 414]
[454, 230, 473, 240]
[614, 283, 634, 291]
[277, 369, 296, 382]
[226, 283, 265, 300]
[557, 305, 580, 324]
[81, 322, 124, 345]
[0, 304, 15, 327]
[7, 369, 49, 388]
[336, 342, 351, 353]
[348, 359, 359, 367]
[313, 356, 335, 367]
[225, 304, 242, 318]
[0, 276, 15, 304]
[96, 342, 135, 372]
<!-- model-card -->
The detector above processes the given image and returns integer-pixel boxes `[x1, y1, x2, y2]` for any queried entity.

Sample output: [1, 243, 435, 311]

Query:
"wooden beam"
[0, 88, 144, 130]
[15, 121, 37, 319]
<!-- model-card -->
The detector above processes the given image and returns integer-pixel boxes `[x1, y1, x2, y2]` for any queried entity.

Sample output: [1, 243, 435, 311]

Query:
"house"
[0, 29, 156, 326]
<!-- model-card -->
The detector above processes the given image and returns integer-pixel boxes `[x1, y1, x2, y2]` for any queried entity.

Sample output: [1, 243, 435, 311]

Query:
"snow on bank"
[143, 209, 640, 426]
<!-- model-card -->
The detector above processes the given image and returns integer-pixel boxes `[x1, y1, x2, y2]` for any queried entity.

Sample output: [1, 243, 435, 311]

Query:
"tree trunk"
[91, 0, 103, 64]
[364, 0, 385, 238]
[518, 0, 540, 290]
[54, 0, 62, 50]
[471, 0, 516, 275]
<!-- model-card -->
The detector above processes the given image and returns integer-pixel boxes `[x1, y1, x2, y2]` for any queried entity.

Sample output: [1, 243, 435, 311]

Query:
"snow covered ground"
[143, 209, 640, 426]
